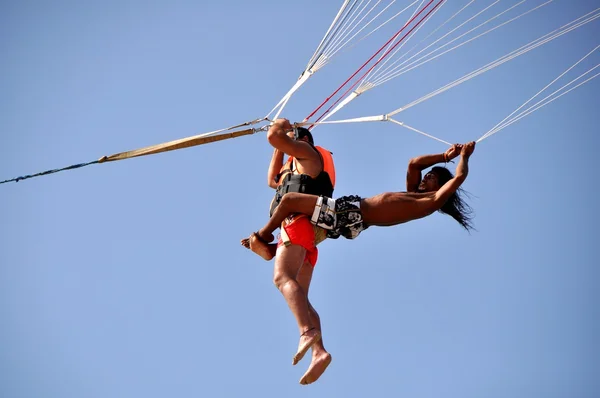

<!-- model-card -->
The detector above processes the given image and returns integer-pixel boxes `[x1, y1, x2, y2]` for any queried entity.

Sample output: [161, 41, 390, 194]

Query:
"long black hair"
[430, 166, 475, 232]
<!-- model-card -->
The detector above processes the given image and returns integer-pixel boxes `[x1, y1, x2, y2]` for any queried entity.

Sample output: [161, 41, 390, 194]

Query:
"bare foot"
[240, 228, 272, 249]
[293, 328, 322, 365]
[249, 233, 275, 261]
[299, 352, 332, 385]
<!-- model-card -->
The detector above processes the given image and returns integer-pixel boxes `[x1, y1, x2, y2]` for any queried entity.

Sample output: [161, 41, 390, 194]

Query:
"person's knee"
[272, 244, 307, 289]
[273, 269, 292, 290]
[279, 192, 298, 210]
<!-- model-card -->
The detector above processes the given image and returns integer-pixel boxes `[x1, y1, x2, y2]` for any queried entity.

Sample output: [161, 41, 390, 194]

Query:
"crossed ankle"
[301, 327, 320, 337]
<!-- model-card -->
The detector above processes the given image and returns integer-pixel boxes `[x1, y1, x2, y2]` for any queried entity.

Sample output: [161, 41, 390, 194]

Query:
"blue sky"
[1, 1, 598, 397]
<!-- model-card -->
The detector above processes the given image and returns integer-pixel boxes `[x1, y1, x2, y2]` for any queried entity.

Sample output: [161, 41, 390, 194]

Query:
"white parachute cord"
[320, 0, 383, 64]
[479, 69, 600, 141]
[327, 0, 424, 64]
[370, 0, 506, 86]
[298, 114, 388, 126]
[363, 0, 479, 89]
[300, 114, 452, 147]
[332, 0, 426, 61]
[388, 0, 479, 66]
[265, 70, 314, 120]
[479, 64, 600, 142]
[314, 1, 440, 130]
[378, 0, 426, 61]
[310, 1, 442, 128]
[481, 44, 600, 139]
[388, 118, 452, 145]
[323, 0, 412, 63]
[373, 0, 538, 86]
[338, 0, 427, 78]
[348, 0, 427, 97]
[310, 91, 362, 131]
[386, 8, 599, 117]
[272, 92, 294, 122]
[306, 0, 357, 72]
[361, 0, 447, 89]
[372, 0, 548, 87]
[311, 1, 363, 72]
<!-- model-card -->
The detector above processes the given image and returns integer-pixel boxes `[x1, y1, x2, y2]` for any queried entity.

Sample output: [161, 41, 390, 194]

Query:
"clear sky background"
[1, 1, 598, 397]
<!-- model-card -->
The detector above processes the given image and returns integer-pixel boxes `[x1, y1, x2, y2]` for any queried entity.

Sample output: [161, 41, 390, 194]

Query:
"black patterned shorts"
[310, 195, 367, 240]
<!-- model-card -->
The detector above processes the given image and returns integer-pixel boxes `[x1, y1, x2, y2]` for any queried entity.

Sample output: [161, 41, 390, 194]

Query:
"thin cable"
[371, 0, 506, 86]
[388, 118, 452, 145]
[361, 0, 478, 90]
[305, 0, 441, 122]
[308, 0, 446, 125]
[363, 0, 446, 85]
[322, 0, 378, 61]
[483, 44, 600, 138]
[373, 0, 548, 87]
[479, 65, 600, 141]
[325, 0, 412, 62]
[387, 9, 599, 117]
[306, 0, 358, 71]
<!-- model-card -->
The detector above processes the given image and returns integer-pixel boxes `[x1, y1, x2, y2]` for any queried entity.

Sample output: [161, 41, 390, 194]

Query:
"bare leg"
[257, 193, 320, 243]
[296, 261, 332, 385]
[273, 244, 321, 365]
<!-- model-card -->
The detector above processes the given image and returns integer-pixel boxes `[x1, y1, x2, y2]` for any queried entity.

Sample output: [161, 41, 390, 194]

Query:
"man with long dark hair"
[242, 141, 476, 253]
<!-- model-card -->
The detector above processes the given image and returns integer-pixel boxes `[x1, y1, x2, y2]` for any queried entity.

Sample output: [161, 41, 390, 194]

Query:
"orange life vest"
[269, 145, 336, 217]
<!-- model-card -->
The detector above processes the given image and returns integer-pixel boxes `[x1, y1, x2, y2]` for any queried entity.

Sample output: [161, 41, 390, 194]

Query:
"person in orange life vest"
[240, 118, 335, 385]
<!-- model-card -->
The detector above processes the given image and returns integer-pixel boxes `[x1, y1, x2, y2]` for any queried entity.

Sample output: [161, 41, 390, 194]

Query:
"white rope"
[370, 0, 507, 86]
[361, 0, 478, 90]
[265, 0, 422, 123]
[378, 0, 426, 58]
[321, 0, 372, 62]
[306, 0, 356, 72]
[362, 0, 447, 87]
[386, 8, 599, 117]
[480, 44, 600, 140]
[311, 91, 361, 128]
[324, 0, 412, 62]
[388, 118, 452, 145]
[299, 113, 451, 146]
[300, 114, 388, 125]
[265, 70, 313, 120]
[321, 0, 381, 62]
[480, 71, 600, 140]
[353, 0, 426, 91]
[373, 0, 536, 85]
[305, 0, 555, 127]
[313, 0, 443, 127]
[372, 0, 550, 87]
[479, 64, 600, 141]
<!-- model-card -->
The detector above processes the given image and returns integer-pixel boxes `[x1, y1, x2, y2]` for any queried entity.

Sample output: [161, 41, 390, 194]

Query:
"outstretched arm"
[433, 142, 475, 206]
[406, 144, 462, 192]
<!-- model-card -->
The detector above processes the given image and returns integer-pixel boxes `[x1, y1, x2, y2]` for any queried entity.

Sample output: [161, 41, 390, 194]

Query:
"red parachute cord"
[303, 0, 439, 123]
[306, 0, 446, 127]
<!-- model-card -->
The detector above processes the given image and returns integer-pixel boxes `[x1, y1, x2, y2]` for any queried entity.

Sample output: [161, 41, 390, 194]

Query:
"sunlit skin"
[255, 118, 333, 385]
[243, 141, 475, 245]
[242, 122, 475, 384]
